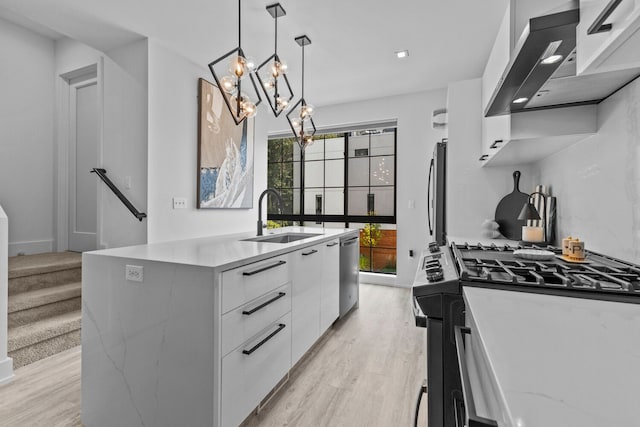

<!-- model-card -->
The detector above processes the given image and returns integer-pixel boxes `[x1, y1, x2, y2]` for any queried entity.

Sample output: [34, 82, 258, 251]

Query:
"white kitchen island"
[81, 227, 358, 427]
[462, 286, 640, 427]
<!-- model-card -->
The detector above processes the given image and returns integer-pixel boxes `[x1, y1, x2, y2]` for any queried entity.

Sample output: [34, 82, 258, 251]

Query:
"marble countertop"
[84, 227, 358, 270]
[463, 286, 640, 427]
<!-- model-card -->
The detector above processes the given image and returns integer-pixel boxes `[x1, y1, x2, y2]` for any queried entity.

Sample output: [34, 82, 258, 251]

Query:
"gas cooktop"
[451, 242, 640, 304]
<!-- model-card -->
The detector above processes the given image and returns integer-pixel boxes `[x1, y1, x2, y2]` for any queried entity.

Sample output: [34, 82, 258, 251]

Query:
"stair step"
[9, 297, 81, 329]
[9, 330, 81, 369]
[8, 310, 82, 353]
[9, 252, 81, 279]
[9, 266, 81, 296]
[8, 282, 82, 328]
[9, 281, 82, 313]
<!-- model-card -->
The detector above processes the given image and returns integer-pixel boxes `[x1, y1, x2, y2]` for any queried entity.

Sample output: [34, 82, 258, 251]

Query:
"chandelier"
[256, 3, 294, 117]
[286, 35, 316, 151]
[207, 0, 262, 125]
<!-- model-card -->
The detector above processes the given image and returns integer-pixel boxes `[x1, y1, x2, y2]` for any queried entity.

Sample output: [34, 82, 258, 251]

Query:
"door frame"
[55, 60, 104, 252]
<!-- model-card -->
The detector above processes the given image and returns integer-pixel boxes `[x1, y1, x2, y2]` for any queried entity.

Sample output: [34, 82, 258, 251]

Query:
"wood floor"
[0, 284, 427, 427]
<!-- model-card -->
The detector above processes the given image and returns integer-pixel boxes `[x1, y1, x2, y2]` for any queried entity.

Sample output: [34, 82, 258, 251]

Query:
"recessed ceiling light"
[541, 54, 563, 65]
[513, 97, 529, 104]
[395, 50, 409, 59]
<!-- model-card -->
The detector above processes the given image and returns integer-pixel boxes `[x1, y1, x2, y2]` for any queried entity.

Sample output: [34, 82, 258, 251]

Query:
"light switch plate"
[173, 197, 187, 209]
[126, 265, 144, 282]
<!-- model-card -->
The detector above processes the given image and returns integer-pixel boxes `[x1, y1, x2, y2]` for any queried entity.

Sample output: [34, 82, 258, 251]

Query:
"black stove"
[412, 241, 640, 427]
[451, 242, 640, 303]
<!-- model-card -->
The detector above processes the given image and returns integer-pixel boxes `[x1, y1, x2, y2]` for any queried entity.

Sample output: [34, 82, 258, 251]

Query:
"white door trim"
[55, 61, 104, 252]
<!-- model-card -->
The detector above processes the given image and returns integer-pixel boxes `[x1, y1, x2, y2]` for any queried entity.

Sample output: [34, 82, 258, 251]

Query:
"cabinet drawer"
[221, 283, 291, 356]
[221, 254, 290, 313]
[221, 312, 292, 427]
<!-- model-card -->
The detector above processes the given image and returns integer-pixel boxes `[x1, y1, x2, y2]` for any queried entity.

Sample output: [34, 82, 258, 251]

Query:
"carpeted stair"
[7, 252, 82, 368]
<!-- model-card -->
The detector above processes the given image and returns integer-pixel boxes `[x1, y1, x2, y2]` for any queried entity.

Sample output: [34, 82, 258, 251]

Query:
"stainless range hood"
[485, 1, 640, 117]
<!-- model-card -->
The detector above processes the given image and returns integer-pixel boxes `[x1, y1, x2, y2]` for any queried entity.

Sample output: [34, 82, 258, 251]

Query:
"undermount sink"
[242, 232, 321, 244]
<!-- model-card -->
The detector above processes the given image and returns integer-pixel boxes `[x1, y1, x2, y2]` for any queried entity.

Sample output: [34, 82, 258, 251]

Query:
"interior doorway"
[63, 66, 99, 252]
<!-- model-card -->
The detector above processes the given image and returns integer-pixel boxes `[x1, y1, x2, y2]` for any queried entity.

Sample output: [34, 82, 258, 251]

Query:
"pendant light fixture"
[208, 0, 262, 125]
[256, 3, 294, 117]
[286, 35, 316, 151]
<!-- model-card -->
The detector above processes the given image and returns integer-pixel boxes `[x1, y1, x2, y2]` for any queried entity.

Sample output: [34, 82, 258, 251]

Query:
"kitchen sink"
[242, 232, 321, 244]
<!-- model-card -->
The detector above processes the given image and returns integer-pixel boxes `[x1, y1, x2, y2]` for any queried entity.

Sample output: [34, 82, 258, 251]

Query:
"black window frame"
[267, 128, 397, 227]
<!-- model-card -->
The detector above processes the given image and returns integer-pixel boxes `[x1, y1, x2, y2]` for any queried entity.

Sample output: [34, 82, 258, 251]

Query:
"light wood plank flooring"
[0, 284, 426, 427]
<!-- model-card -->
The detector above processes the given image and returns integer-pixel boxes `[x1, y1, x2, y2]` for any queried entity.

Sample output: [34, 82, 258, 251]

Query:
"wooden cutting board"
[495, 171, 529, 240]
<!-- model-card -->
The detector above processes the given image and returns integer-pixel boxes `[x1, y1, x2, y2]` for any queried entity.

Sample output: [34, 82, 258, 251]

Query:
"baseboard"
[0, 357, 14, 385]
[8, 239, 54, 256]
[359, 272, 404, 287]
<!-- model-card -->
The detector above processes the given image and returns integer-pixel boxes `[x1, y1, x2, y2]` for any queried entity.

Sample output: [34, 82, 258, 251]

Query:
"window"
[268, 127, 397, 274]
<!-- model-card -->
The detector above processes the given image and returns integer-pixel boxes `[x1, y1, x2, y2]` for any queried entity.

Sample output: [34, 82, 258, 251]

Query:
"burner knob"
[426, 267, 444, 282]
[428, 242, 439, 253]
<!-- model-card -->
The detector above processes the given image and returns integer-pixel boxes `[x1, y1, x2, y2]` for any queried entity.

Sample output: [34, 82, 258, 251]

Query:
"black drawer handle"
[242, 292, 286, 316]
[479, 154, 489, 161]
[588, 0, 623, 34]
[242, 260, 286, 276]
[326, 242, 338, 247]
[242, 323, 286, 355]
[302, 249, 318, 256]
[489, 139, 503, 149]
[454, 326, 498, 427]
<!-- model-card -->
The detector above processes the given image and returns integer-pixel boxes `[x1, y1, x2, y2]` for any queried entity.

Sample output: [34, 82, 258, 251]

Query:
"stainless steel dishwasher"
[339, 235, 359, 318]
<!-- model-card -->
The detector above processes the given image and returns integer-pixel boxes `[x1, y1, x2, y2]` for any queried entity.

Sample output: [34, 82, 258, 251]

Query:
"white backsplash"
[533, 76, 640, 264]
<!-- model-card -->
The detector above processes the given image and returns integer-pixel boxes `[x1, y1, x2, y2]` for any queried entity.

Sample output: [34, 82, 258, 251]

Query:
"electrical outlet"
[409, 249, 414, 259]
[126, 265, 144, 282]
[124, 176, 132, 190]
[173, 197, 187, 209]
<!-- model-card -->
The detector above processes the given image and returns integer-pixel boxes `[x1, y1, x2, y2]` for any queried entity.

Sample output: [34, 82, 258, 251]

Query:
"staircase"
[7, 252, 82, 369]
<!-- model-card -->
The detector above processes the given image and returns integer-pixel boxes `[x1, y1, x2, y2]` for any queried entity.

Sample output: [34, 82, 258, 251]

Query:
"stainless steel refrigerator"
[427, 139, 447, 246]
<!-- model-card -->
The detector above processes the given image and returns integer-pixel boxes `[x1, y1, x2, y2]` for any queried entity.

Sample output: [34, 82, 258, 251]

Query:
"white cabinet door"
[221, 312, 291, 427]
[320, 239, 340, 333]
[577, 0, 640, 74]
[481, 6, 512, 162]
[291, 243, 323, 365]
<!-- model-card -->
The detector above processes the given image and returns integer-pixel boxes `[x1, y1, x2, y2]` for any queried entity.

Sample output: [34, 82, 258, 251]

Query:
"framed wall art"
[197, 78, 254, 208]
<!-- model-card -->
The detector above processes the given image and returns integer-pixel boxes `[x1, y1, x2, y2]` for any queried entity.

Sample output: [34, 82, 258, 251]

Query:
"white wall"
[446, 78, 535, 240]
[55, 37, 148, 250]
[0, 17, 55, 255]
[267, 89, 448, 287]
[101, 39, 148, 248]
[0, 205, 13, 384]
[532, 76, 640, 263]
[147, 40, 263, 243]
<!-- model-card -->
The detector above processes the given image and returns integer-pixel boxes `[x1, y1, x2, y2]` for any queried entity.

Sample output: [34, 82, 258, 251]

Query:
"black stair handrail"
[91, 168, 147, 221]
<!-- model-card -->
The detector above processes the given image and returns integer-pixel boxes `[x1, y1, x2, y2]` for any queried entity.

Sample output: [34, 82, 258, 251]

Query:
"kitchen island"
[81, 227, 358, 427]
[462, 286, 640, 427]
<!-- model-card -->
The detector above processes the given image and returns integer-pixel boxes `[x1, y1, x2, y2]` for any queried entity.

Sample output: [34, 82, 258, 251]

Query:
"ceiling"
[0, 0, 509, 107]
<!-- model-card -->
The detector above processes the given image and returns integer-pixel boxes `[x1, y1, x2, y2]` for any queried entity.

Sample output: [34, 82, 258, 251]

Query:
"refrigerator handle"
[427, 157, 434, 236]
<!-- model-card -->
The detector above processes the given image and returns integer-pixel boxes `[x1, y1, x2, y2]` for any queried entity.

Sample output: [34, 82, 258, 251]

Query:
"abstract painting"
[197, 78, 254, 208]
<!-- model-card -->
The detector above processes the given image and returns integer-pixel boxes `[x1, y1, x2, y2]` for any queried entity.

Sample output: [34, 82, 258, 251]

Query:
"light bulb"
[300, 104, 314, 120]
[243, 100, 257, 118]
[220, 75, 237, 94]
[303, 135, 314, 146]
[263, 78, 275, 92]
[229, 55, 249, 79]
[245, 57, 256, 72]
[290, 117, 301, 129]
[277, 97, 289, 109]
[279, 61, 288, 73]
[271, 60, 281, 78]
[237, 93, 256, 118]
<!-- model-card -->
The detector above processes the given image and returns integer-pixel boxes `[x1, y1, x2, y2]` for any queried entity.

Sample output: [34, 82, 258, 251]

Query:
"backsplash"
[533, 76, 640, 263]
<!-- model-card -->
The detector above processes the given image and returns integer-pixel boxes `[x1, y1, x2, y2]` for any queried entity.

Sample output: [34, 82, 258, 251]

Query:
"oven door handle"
[454, 326, 499, 427]
[412, 296, 427, 328]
